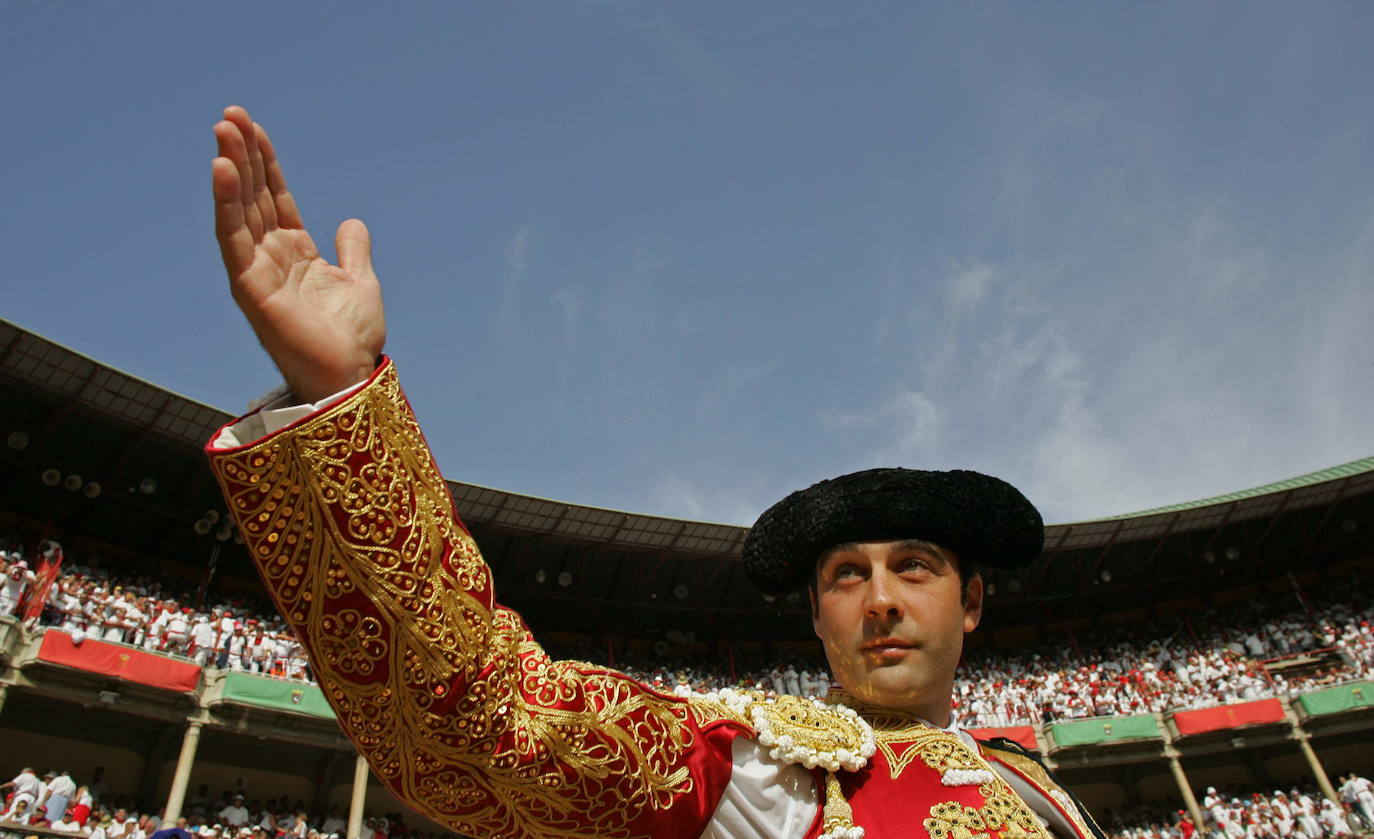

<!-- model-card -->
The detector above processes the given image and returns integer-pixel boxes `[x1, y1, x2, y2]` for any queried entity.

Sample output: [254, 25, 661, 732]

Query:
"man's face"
[811, 539, 981, 725]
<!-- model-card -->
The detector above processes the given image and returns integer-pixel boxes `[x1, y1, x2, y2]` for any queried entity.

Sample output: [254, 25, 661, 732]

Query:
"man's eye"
[833, 565, 859, 580]
[900, 558, 931, 573]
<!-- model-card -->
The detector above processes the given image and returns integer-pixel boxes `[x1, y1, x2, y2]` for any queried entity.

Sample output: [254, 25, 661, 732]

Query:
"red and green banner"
[37, 630, 200, 692]
[1297, 682, 1374, 717]
[968, 726, 1038, 750]
[219, 672, 336, 719]
[1049, 714, 1160, 747]
[1173, 698, 1285, 736]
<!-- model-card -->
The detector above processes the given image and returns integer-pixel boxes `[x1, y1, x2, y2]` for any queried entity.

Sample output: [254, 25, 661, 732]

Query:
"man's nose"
[864, 570, 903, 619]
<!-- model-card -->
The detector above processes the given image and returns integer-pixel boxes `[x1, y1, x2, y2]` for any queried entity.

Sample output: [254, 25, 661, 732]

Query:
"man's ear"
[809, 585, 821, 635]
[963, 572, 984, 633]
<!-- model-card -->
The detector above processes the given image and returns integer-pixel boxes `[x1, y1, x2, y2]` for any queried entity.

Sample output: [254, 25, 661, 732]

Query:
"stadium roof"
[4, 317, 1369, 557]
[3, 318, 1371, 639]
[1101, 457, 1374, 520]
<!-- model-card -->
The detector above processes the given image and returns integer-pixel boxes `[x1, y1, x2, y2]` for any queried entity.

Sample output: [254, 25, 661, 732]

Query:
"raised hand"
[212, 105, 385, 403]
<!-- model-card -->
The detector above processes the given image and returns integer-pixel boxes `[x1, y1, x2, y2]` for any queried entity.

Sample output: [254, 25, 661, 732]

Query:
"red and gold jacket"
[206, 359, 1102, 839]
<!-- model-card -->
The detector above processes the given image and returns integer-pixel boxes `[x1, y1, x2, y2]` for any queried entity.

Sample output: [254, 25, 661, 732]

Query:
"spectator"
[318, 808, 345, 836]
[72, 785, 94, 825]
[41, 767, 77, 823]
[2, 797, 37, 826]
[50, 807, 84, 833]
[1, 557, 34, 616]
[0, 766, 41, 820]
[218, 794, 249, 829]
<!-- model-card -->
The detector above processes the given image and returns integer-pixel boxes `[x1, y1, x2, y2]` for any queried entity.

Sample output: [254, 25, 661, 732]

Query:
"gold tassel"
[820, 770, 864, 839]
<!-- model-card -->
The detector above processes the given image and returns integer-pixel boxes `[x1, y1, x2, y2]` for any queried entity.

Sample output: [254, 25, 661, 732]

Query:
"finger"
[248, 123, 279, 231]
[256, 125, 305, 230]
[211, 157, 256, 279]
[220, 107, 265, 240]
[223, 106, 273, 233]
[336, 219, 374, 278]
[214, 120, 261, 243]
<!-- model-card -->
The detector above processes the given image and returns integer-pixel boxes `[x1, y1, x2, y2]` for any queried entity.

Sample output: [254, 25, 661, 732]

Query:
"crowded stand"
[0, 539, 311, 680]
[0, 765, 452, 839]
[558, 579, 1374, 730]
[1101, 778, 1374, 839]
[954, 574, 1374, 727]
[3, 536, 1374, 729]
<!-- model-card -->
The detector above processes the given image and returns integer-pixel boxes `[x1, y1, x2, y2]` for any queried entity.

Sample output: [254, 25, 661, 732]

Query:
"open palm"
[212, 106, 384, 403]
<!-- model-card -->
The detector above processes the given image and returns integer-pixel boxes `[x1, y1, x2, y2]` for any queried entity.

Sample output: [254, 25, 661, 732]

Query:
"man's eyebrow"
[818, 539, 951, 563]
[894, 540, 955, 566]
[894, 539, 942, 554]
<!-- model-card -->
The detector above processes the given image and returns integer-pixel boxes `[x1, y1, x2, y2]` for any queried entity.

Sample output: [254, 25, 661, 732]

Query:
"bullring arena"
[1, 318, 1372, 839]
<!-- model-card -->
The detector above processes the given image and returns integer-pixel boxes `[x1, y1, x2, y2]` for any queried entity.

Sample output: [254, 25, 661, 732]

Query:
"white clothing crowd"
[0, 546, 311, 680]
[0, 770, 459, 839]
[954, 578, 1374, 727]
[4, 536, 1373, 729]
[0, 767, 90, 830]
[567, 576, 1374, 730]
[1105, 778, 1374, 839]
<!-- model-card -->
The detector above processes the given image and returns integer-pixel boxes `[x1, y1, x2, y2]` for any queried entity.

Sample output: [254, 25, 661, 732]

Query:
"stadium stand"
[2, 318, 1373, 835]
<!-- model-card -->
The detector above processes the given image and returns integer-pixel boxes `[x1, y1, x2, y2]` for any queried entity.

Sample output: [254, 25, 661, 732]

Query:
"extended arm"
[207, 365, 743, 838]
[207, 108, 744, 838]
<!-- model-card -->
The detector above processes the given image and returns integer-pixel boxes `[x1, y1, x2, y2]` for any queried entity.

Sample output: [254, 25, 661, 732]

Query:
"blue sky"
[3, 2, 1371, 525]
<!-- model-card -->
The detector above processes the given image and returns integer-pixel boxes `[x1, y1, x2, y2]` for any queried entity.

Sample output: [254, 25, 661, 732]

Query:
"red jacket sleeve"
[206, 359, 748, 839]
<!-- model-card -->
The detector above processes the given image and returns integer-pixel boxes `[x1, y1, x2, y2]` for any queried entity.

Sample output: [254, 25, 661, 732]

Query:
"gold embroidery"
[982, 746, 1099, 839]
[976, 781, 1052, 839]
[879, 735, 931, 779]
[924, 800, 990, 839]
[689, 691, 754, 729]
[828, 694, 986, 782]
[923, 782, 1051, 839]
[210, 364, 747, 839]
[874, 727, 980, 780]
[755, 694, 870, 760]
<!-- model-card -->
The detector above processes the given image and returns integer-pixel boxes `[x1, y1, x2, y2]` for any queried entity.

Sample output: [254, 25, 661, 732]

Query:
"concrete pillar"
[1296, 734, 1340, 803]
[346, 754, 369, 839]
[163, 721, 204, 823]
[1167, 752, 1205, 830]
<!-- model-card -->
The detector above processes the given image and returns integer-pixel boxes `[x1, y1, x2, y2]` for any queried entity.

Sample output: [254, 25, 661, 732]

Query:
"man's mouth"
[863, 638, 914, 652]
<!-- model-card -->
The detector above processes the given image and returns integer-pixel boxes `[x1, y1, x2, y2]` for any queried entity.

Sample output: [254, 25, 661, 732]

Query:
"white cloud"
[697, 357, 780, 419]
[670, 310, 702, 336]
[943, 263, 996, 317]
[869, 387, 945, 466]
[825, 196, 1374, 523]
[550, 286, 583, 335]
[508, 225, 531, 275]
[649, 471, 762, 526]
[549, 285, 585, 389]
[642, 13, 735, 102]
[497, 224, 534, 336]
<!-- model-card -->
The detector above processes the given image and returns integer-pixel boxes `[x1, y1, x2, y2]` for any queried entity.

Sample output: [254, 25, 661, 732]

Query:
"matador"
[207, 105, 1103, 839]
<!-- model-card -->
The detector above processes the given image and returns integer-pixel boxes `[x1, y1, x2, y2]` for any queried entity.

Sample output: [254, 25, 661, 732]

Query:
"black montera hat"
[743, 467, 1044, 595]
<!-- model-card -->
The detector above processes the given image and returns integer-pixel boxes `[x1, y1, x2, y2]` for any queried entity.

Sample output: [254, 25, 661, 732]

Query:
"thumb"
[336, 218, 373, 276]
